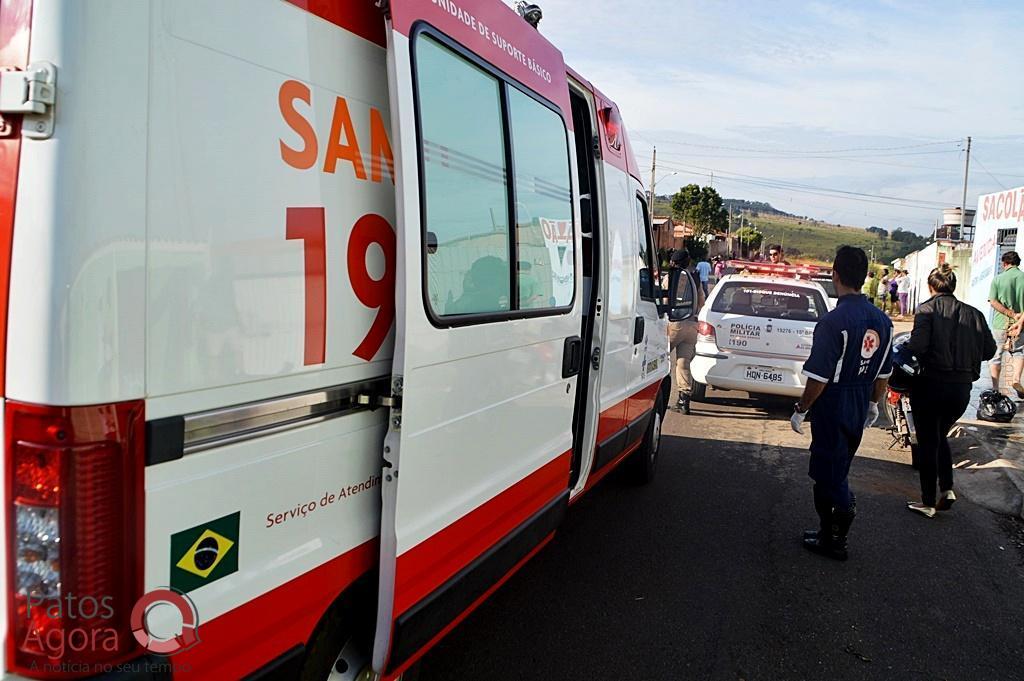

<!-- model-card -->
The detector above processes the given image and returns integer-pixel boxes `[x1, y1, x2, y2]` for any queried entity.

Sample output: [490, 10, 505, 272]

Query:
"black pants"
[909, 378, 971, 506]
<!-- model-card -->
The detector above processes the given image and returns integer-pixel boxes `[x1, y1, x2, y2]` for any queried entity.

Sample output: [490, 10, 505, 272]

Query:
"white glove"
[791, 407, 807, 435]
[864, 402, 879, 429]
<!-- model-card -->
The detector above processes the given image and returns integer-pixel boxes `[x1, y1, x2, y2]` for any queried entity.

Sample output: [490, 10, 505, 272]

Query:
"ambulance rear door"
[373, 1, 582, 676]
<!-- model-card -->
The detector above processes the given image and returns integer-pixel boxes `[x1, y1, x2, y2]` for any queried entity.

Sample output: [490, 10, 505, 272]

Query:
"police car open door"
[373, 1, 582, 675]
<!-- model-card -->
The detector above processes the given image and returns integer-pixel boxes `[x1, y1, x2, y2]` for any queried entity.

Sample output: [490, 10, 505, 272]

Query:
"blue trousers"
[808, 387, 870, 512]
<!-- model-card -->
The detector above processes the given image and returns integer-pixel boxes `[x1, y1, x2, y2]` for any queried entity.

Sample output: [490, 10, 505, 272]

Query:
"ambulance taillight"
[601, 106, 622, 151]
[6, 400, 145, 677]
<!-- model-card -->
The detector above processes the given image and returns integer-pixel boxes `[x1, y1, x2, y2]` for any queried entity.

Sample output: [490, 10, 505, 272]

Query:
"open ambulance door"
[373, 1, 582, 676]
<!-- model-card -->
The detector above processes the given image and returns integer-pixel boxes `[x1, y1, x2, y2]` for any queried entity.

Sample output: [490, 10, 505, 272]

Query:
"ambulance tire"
[691, 380, 707, 402]
[627, 394, 664, 484]
[299, 602, 352, 681]
[299, 577, 378, 681]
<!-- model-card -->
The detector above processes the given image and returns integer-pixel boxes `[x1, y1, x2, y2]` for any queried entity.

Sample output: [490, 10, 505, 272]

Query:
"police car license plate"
[745, 366, 784, 383]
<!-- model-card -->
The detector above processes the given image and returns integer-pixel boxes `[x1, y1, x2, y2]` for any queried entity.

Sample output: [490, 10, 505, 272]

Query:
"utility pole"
[728, 204, 734, 255]
[648, 146, 657, 209]
[648, 147, 659, 251]
[959, 136, 971, 239]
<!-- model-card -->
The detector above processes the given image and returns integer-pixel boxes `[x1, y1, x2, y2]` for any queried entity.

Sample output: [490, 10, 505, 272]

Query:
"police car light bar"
[727, 260, 823, 280]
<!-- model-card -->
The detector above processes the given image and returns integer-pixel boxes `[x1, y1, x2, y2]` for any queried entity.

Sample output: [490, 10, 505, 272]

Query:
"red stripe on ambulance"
[0, 0, 33, 393]
[172, 539, 378, 680]
[393, 451, 572, 617]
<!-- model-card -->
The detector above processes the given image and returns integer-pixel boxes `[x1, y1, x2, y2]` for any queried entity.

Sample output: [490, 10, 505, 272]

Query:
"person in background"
[878, 269, 890, 312]
[667, 247, 687, 299]
[768, 244, 790, 265]
[862, 270, 879, 301]
[713, 255, 726, 281]
[988, 251, 1024, 396]
[905, 264, 996, 517]
[897, 269, 912, 317]
[888, 273, 899, 316]
[695, 257, 712, 297]
[791, 246, 892, 561]
[668, 249, 706, 414]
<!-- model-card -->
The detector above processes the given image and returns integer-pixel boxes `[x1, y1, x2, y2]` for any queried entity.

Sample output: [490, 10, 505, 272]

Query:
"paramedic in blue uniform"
[791, 246, 893, 561]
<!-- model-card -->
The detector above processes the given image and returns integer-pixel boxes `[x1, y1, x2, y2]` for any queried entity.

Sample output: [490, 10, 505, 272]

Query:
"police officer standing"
[790, 246, 893, 561]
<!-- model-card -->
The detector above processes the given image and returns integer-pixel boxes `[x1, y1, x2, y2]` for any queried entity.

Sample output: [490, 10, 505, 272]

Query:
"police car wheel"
[691, 381, 707, 402]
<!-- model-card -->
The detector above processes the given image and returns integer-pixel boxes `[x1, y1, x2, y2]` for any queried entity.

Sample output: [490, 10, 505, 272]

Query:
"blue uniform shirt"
[803, 293, 893, 390]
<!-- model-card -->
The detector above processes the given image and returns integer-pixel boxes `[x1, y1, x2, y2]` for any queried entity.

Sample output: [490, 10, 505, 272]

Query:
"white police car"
[690, 273, 831, 399]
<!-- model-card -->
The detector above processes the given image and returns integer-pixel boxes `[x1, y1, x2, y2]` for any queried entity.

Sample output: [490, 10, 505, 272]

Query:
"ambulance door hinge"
[0, 62, 57, 140]
[592, 134, 602, 159]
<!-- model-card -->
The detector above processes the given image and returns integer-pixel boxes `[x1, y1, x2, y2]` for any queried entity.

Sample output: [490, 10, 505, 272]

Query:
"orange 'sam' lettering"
[369, 107, 394, 184]
[279, 80, 318, 170]
[323, 96, 367, 179]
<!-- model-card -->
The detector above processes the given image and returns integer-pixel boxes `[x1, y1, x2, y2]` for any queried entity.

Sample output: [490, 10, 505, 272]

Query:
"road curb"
[948, 421, 1024, 520]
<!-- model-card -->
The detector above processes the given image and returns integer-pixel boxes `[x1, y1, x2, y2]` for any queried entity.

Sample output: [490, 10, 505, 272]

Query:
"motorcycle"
[885, 332, 920, 463]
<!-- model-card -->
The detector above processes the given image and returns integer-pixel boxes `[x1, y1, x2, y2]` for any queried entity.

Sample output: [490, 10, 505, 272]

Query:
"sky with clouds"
[511, 0, 1024, 234]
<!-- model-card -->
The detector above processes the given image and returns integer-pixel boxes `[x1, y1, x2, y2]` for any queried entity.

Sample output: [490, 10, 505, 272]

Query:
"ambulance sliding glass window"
[415, 35, 574, 320]
[508, 88, 574, 310]
[417, 37, 511, 316]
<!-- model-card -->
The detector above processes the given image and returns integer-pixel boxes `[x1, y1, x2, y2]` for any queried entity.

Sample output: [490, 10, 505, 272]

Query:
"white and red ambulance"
[0, 1, 693, 678]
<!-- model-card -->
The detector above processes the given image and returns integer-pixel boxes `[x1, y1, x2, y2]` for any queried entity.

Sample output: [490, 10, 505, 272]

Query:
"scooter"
[885, 332, 920, 467]
[885, 385, 916, 449]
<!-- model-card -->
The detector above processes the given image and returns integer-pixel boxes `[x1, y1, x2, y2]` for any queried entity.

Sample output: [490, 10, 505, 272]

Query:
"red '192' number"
[287, 207, 396, 365]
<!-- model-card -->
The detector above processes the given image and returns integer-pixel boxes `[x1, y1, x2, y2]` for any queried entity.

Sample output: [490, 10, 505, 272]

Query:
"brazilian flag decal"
[170, 512, 240, 593]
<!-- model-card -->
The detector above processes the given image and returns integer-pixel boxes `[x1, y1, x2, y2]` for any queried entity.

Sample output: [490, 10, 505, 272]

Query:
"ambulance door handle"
[633, 316, 645, 344]
[562, 336, 583, 378]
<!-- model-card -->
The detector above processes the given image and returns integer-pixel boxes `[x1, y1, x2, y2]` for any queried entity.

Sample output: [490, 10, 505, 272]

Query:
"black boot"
[804, 508, 855, 561]
[803, 487, 833, 541]
[676, 391, 690, 415]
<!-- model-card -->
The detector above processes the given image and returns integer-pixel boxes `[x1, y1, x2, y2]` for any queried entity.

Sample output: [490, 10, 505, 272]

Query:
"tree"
[671, 184, 728, 236]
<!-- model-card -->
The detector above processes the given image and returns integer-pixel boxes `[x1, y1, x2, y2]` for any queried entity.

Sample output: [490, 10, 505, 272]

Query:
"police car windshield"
[711, 282, 827, 322]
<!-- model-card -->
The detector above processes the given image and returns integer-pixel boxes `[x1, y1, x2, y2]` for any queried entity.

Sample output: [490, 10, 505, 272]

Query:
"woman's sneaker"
[907, 502, 936, 518]
[936, 489, 957, 511]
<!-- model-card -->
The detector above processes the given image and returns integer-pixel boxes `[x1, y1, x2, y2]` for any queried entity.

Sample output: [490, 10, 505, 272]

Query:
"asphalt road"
[418, 388, 1024, 681]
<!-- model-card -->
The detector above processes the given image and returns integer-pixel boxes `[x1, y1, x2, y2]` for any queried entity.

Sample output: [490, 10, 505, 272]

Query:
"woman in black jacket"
[905, 264, 997, 517]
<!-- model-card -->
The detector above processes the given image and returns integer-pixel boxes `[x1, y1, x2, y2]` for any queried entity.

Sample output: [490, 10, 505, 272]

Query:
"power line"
[652, 166, 940, 228]
[638, 158, 950, 208]
[640, 148, 964, 173]
[703, 175, 936, 227]
[971, 154, 1010, 189]
[721, 182, 935, 227]
[636, 137, 962, 156]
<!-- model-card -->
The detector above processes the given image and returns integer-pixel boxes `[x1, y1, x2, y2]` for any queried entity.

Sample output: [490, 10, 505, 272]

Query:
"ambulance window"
[507, 88, 574, 310]
[416, 36, 511, 317]
[634, 196, 655, 300]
